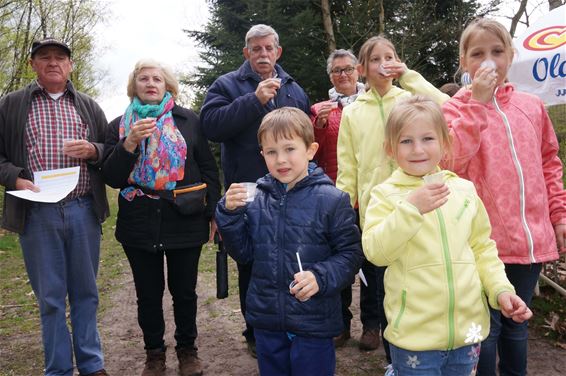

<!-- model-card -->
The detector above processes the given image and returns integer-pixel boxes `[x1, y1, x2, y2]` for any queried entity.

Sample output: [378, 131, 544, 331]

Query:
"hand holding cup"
[225, 182, 257, 211]
[63, 139, 97, 160]
[407, 172, 449, 214]
[123, 118, 157, 153]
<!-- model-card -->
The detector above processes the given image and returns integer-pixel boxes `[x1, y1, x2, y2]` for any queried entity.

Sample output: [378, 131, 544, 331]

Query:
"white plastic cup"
[480, 59, 496, 70]
[242, 182, 257, 202]
[423, 171, 444, 185]
[378, 64, 391, 76]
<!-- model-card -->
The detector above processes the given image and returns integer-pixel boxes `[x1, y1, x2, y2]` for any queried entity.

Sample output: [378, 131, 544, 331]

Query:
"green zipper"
[393, 289, 407, 329]
[455, 198, 470, 221]
[436, 209, 455, 349]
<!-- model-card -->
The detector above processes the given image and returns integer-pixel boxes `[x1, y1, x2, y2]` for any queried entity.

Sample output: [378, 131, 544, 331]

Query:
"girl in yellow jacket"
[362, 96, 531, 376]
[337, 36, 449, 227]
[336, 35, 449, 370]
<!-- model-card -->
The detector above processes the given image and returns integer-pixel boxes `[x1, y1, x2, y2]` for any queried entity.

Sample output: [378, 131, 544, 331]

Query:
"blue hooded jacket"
[215, 165, 363, 338]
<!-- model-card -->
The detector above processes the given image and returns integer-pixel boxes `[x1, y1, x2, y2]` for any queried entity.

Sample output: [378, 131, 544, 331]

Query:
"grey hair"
[245, 24, 279, 49]
[326, 49, 358, 75]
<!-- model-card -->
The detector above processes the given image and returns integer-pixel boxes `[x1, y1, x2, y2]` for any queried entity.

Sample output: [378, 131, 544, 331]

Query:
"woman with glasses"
[310, 49, 385, 352]
[310, 49, 364, 183]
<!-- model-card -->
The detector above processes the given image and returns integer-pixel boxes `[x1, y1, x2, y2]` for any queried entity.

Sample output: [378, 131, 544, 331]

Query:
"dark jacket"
[102, 104, 221, 252]
[215, 165, 363, 338]
[0, 81, 109, 233]
[200, 60, 310, 187]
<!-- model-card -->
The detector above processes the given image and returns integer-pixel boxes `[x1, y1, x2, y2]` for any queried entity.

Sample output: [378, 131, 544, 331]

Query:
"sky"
[94, 0, 210, 120]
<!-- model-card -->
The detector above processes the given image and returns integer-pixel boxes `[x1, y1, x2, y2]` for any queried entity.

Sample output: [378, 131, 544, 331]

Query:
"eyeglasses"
[330, 67, 355, 76]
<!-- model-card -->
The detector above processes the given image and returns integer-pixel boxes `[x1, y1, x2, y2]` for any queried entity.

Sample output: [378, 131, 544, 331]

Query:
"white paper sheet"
[7, 166, 80, 203]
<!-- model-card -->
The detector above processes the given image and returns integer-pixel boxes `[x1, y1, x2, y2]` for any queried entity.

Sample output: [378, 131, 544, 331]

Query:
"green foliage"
[185, 0, 480, 107]
[0, 0, 104, 97]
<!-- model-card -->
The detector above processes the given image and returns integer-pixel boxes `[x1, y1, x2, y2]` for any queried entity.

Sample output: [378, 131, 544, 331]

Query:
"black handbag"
[169, 182, 208, 215]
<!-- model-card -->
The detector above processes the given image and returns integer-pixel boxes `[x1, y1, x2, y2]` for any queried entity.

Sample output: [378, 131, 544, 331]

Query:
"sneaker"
[176, 347, 203, 376]
[384, 364, 395, 376]
[359, 327, 380, 351]
[246, 340, 257, 358]
[142, 348, 166, 376]
[333, 329, 351, 348]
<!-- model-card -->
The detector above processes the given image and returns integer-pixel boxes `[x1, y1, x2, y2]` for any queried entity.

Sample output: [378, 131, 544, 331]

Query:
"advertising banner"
[508, 5, 565, 105]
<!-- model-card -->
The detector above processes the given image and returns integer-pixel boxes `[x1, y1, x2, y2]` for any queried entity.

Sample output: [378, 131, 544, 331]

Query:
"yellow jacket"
[362, 168, 515, 351]
[336, 70, 449, 227]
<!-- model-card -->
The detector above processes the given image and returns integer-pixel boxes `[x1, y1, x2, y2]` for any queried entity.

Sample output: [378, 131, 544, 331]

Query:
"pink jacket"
[442, 84, 566, 264]
[310, 101, 343, 183]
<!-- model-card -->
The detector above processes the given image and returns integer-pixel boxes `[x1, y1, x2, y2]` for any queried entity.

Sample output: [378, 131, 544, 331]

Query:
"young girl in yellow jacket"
[336, 36, 449, 370]
[362, 96, 531, 376]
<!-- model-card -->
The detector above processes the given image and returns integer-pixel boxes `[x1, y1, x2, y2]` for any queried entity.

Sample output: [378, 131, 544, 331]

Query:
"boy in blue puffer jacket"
[215, 107, 363, 376]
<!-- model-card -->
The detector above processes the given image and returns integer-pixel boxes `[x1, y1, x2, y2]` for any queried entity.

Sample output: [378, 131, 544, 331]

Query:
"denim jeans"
[254, 328, 335, 376]
[476, 263, 542, 376]
[19, 197, 103, 376]
[390, 343, 480, 376]
[124, 245, 202, 350]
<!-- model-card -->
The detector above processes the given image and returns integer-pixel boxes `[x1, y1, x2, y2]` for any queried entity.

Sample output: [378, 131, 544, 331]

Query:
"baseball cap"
[30, 37, 71, 58]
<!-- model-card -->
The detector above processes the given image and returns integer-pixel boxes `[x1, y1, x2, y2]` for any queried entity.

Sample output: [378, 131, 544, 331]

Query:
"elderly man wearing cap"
[0, 38, 110, 376]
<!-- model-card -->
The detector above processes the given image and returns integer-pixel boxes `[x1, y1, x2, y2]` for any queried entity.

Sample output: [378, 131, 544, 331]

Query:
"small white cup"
[242, 182, 257, 202]
[378, 64, 391, 76]
[480, 59, 496, 70]
[423, 171, 444, 185]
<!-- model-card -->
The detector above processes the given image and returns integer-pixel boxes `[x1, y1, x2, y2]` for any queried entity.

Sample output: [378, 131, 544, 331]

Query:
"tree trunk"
[321, 0, 336, 53]
[509, 0, 528, 37]
[378, 0, 384, 34]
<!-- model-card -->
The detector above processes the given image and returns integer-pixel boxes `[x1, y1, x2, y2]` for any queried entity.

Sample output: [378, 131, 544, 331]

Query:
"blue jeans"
[390, 343, 480, 375]
[476, 263, 542, 376]
[19, 197, 103, 376]
[254, 328, 335, 376]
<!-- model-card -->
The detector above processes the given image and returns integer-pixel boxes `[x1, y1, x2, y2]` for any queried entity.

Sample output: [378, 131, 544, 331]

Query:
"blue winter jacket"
[200, 60, 310, 187]
[215, 165, 363, 338]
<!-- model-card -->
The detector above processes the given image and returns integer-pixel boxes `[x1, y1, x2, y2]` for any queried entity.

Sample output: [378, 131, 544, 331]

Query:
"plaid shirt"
[25, 88, 91, 198]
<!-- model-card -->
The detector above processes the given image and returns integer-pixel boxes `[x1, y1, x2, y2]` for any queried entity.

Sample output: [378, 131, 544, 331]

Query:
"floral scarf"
[119, 92, 187, 201]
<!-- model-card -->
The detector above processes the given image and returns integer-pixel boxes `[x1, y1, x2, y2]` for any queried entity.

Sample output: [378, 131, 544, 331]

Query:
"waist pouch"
[141, 183, 208, 216]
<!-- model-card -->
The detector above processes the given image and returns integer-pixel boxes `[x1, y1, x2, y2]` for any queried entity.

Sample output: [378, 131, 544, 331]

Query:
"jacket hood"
[452, 82, 515, 106]
[257, 162, 333, 198]
[386, 167, 458, 188]
[354, 86, 408, 105]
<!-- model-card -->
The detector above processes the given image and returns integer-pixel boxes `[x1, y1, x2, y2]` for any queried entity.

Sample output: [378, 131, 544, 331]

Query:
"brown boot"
[333, 329, 351, 348]
[359, 327, 380, 351]
[177, 347, 203, 376]
[141, 348, 166, 376]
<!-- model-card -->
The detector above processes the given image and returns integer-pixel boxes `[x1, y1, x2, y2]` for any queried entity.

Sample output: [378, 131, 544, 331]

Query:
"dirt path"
[99, 253, 565, 376]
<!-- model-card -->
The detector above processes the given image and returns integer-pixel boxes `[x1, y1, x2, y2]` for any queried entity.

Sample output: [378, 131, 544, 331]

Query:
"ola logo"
[523, 26, 565, 51]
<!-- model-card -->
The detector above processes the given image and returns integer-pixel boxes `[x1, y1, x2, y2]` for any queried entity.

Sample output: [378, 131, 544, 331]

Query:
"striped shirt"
[25, 87, 91, 198]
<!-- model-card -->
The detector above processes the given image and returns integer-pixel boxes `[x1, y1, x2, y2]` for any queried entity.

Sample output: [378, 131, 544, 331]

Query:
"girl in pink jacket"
[443, 18, 566, 376]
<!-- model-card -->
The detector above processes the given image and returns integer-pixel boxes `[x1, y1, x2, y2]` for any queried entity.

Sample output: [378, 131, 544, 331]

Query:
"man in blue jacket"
[200, 24, 309, 356]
